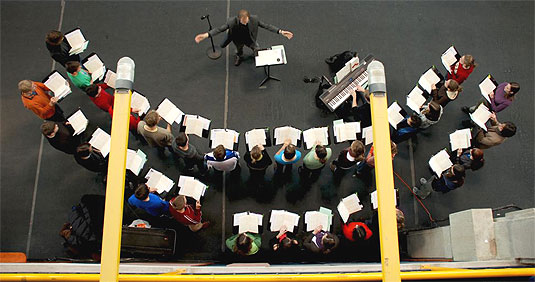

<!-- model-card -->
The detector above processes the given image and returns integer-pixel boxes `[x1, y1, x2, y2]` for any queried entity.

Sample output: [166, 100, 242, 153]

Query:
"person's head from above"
[134, 183, 150, 201]
[171, 195, 187, 212]
[284, 144, 296, 160]
[445, 79, 462, 93]
[65, 61, 81, 74]
[18, 80, 33, 96]
[41, 121, 58, 138]
[213, 144, 226, 161]
[315, 145, 328, 163]
[46, 30, 64, 45]
[280, 237, 298, 250]
[84, 84, 99, 97]
[390, 141, 398, 157]
[250, 145, 263, 162]
[144, 110, 160, 128]
[238, 9, 250, 25]
[505, 82, 520, 95]
[75, 143, 93, 158]
[352, 225, 367, 241]
[235, 233, 253, 255]
[322, 233, 336, 253]
[396, 209, 405, 230]
[450, 164, 466, 179]
[408, 113, 422, 128]
[460, 54, 475, 69]
[470, 148, 484, 161]
[499, 121, 517, 137]
[349, 140, 365, 158]
[175, 132, 188, 147]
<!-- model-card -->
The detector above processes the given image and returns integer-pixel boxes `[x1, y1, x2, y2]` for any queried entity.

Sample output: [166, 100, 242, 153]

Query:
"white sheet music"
[269, 210, 300, 232]
[335, 63, 351, 84]
[64, 29, 89, 55]
[388, 102, 405, 129]
[83, 54, 105, 83]
[210, 129, 239, 149]
[184, 115, 211, 138]
[156, 98, 184, 125]
[333, 119, 360, 143]
[429, 149, 453, 176]
[131, 91, 150, 116]
[304, 211, 329, 232]
[271, 45, 287, 64]
[479, 75, 497, 102]
[441, 46, 459, 72]
[418, 68, 441, 94]
[126, 149, 147, 176]
[274, 126, 301, 145]
[470, 104, 492, 131]
[245, 129, 267, 150]
[362, 126, 373, 145]
[67, 109, 88, 135]
[255, 48, 285, 67]
[44, 71, 71, 100]
[234, 212, 263, 234]
[337, 193, 363, 223]
[178, 175, 207, 201]
[145, 168, 174, 194]
[371, 190, 397, 210]
[406, 86, 426, 112]
[302, 127, 329, 149]
[449, 129, 472, 151]
[104, 70, 117, 89]
[89, 128, 111, 158]
[346, 56, 360, 71]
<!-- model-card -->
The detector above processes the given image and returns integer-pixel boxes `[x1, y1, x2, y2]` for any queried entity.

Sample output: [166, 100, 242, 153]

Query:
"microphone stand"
[203, 15, 222, 60]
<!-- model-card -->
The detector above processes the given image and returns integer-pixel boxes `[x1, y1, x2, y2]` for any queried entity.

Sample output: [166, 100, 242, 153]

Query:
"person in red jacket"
[342, 221, 373, 242]
[447, 54, 476, 84]
[84, 83, 114, 112]
[169, 195, 210, 232]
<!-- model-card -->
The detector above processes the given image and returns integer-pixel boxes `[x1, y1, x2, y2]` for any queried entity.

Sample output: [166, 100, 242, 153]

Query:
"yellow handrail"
[1, 268, 534, 281]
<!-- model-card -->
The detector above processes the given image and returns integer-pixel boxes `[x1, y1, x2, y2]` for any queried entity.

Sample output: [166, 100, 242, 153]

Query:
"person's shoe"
[419, 177, 427, 185]
[201, 221, 211, 230]
[234, 55, 241, 66]
[461, 106, 471, 114]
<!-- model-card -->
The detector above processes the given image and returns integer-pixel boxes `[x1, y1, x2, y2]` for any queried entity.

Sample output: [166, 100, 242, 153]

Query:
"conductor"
[195, 9, 293, 66]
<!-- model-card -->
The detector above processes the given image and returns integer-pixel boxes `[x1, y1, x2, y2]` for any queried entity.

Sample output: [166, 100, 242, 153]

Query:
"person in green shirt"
[66, 61, 91, 89]
[299, 142, 331, 183]
[226, 232, 262, 256]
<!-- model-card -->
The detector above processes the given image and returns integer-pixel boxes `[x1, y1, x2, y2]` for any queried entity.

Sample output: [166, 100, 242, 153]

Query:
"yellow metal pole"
[99, 89, 132, 282]
[1, 268, 534, 281]
[370, 91, 401, 282]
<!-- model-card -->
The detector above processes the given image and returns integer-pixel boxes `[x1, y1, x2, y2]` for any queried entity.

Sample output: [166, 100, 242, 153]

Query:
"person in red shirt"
[447, 55, 476, 85]
[18, 80, 65, 121]
[342, 221, 373, 242]
[168, 195, 210, 232]
[84, 83, 114, 112]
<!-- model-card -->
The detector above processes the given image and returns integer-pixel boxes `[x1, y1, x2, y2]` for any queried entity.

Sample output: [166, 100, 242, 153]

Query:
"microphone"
[201, 14, 209, 20]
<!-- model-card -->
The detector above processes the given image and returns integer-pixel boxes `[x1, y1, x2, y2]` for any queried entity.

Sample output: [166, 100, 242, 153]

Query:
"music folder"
[126, 149, 147, 176]
[145, 168, 175, 195]
[156, 98, 184, 125]
[89, 127, 111, 158]
[245, 128, 272, 151]
[67, 108, 88, 135]
[304, 207, 332, 232]
[479, 74, 498, 102]
[42, 71, 72, 101]
[337, 193, 363, 223]
[333, 119, 360, 143]
[441, 45, 461, 73]
[255, 46, 286, 67]
[180, 114, 211, 138]
[64, 27, 89, 55]
[177, 175, 207, 201]
[361, 126, 373, 146]
[449, 128, 472, 151]
[269, 210, 300, 232]
[428, 149, 453, 177]
[130, 91, 150, 116]
[81, 52, 106, 83]
[302, 127, 330, 149]
[418, 67, 443, 94]
[209, 129, 239, 151]
[234, 211, 263, 234]
[406, 85, 427, 113]
[388, 102, 406, 129]
[104, 69, 117, 89]
[273, 126, 302, 147]
[469, 104, 492, 131]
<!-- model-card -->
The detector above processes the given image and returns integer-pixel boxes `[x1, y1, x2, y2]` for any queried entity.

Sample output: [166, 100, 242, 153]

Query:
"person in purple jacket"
[463, 82, 520, 114]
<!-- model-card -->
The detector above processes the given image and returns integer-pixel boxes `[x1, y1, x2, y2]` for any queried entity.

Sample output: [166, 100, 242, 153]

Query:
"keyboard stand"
[259, 65, 280, 87]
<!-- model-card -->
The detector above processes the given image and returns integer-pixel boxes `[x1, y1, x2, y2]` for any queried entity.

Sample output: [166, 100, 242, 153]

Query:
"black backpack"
[66, 201, 96, 247]
[325, 51, 358, 75]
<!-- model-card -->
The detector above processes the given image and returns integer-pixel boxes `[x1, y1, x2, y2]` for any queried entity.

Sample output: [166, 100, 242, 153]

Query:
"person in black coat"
[41, 121, 81, 155]
[195, 9, 293, 66]
[74, 143, 108, 173]
[45, 30, 80, 67]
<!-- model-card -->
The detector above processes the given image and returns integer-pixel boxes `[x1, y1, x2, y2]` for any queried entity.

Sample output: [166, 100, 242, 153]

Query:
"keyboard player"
[347, 85, 372, 128]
